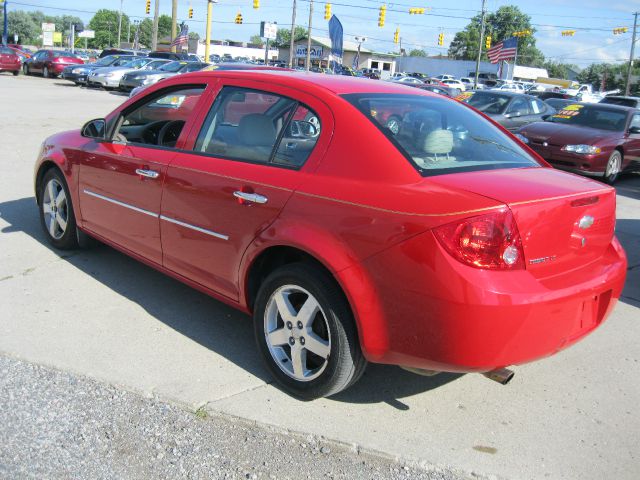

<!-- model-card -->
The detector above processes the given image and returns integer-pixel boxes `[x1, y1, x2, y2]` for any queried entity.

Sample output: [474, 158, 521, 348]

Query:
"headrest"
[422, 129, 453, 155]
[238, 114, 276, 147]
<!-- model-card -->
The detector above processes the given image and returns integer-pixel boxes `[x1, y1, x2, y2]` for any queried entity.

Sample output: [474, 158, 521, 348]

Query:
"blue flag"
[328, 15, 343, 61]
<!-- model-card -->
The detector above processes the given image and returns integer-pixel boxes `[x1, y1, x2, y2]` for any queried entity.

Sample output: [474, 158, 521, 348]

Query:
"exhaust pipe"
[482, 368, 515, 385]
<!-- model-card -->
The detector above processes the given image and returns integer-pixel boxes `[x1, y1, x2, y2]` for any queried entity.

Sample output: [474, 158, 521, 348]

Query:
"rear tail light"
[433, 209, 525, 270]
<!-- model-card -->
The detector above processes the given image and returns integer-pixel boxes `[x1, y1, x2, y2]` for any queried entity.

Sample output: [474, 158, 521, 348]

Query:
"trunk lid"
[429, 167, 616, 278]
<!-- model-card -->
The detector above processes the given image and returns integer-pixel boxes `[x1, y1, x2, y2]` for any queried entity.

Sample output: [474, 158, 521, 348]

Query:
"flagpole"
[474, 0, 487, 89]
[512, 38, 518, 81]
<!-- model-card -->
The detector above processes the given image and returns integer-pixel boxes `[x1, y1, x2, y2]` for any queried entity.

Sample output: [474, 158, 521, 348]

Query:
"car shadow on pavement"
[615, 173, 640, 201]
[615, 218, 640, 308]
[1, 196, 459, 406]
[53, 82, 77, 88]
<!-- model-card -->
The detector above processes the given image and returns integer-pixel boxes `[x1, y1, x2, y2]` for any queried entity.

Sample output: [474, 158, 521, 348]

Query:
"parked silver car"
[86, 58, 171, 89]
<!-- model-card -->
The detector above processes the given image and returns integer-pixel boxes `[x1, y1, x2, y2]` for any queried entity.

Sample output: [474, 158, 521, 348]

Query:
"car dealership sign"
[295, 45, 324, 59]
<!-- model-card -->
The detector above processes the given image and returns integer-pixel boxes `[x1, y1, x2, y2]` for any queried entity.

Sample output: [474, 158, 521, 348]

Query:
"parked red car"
[518, 102, 640, 183]
[0, 46, 21, 75]
[23, 50, 84, 78]
[33, 71, 627, 398]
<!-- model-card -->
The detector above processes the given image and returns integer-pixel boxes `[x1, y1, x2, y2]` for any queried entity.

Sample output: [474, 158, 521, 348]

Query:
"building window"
[382, 62, 391, 71]
[371, 61, 379, 69]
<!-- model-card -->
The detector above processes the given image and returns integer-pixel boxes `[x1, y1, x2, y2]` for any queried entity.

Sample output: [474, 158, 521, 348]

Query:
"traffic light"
[253, 0, 260, 9]
[235, 12, 243, 24]
[438, 32, 444, 46]
[513, 29, 531, 38]
[378, 5, 386, 28]
[324, 3, 331, 20]
[485, 35, 491, 49]
[409, 8, 425, 14]
[613, 27, 628, 35]
[188, 7, 193, 19]
[561, 30, 576, 37]
[393, 28, 399, 44]
[145, 0, 150, 15]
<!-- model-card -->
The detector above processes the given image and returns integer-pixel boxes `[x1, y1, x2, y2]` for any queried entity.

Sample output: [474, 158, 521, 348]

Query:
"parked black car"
[99, 48, 146, 58]
[462, 91, 555, 131]
[147, 51, 191, 61]
[599, 95, 640, 108]
[529, 90, 573, 101]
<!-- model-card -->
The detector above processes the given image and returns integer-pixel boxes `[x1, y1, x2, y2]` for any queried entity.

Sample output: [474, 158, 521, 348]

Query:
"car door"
[504, 97, 532, 130]
[78, 84, 208, 264]
[30, 51, 46, 73]
[160, 80, 332, 300]
[624, 113, 640, 168]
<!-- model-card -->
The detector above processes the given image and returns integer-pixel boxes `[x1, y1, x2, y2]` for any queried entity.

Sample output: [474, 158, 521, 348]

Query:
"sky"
[5, 0, 640, 67]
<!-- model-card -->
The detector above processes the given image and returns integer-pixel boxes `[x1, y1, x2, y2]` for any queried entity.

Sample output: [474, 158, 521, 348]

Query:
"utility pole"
[625, 12, 638, 96]
[127, 21, 131, 44]
[204, 0, 214, 62]
[288, 0, 297, 68]
[2, 0, 8, 46]
[474, 0, 487, 89]
[305, 0, 313, 71]
[171, 0, 178, 53]
[117, 0, 123, 48]
[152, 0, 160, 51]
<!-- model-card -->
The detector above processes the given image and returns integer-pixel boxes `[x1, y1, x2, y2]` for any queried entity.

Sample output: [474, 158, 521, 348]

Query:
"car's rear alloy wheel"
[39, 169, 79, 249]
[43, 66, 49, 78]
[604, 150, 622, 184]
[254, 263, 366, 399]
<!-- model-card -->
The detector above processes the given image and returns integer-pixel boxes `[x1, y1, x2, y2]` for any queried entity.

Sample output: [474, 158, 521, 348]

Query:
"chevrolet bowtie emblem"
[579, 215, 594, 229]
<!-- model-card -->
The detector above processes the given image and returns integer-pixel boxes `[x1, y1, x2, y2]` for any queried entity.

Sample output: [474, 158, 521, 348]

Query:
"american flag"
[170, 23, 189, 48]
[487, 36, 517, 64]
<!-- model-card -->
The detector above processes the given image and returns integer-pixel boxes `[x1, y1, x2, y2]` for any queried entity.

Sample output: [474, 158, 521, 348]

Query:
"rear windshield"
[344, 93, 540, 176]
[549, 104, 628, 131]
[464, 91, 511, 114]
[159, 61, 186, 72]
[600, 97, 639, 108]
[52, 51, 80, 59]
[0, 47, 15, 55]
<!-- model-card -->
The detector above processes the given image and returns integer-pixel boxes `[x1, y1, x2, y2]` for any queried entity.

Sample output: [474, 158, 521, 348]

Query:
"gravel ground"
[0, 355, 472, 480]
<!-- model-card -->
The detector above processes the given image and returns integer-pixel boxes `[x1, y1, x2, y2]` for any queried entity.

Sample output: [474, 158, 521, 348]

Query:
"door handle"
[136, 168, 159, 179]
[233, 191, 268, 204]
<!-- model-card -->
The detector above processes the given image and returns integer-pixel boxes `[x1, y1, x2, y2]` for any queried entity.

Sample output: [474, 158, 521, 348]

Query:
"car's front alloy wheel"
[603, 150, 622, 184]
[254, 263, 366, 399]
[39, 169, 79, 249]
[43, 66, 49, 78]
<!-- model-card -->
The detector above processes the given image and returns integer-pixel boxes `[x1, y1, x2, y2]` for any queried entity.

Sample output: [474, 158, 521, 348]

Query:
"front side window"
[115, 86, 206, 148]
[344, 93, 541, 176]
[194, 87, 321, 167]
[159, 61, 186, 73]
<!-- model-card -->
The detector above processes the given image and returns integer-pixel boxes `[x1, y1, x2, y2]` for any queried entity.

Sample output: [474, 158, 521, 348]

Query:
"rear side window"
[343, 93, 540, 176]
[193, 87, 321, 168]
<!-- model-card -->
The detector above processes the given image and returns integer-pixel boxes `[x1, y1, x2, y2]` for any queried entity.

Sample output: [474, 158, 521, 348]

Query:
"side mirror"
[290, 120, 318, 138]
[81, 119, 106, 140]
[629, 126, 640, 134]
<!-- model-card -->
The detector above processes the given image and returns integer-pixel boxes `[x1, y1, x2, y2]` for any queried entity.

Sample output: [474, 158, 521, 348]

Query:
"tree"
[249, 34, 265, 47]
[408, 49, 427, 57]
[542, 61, 578, 80]
[88, 10, 121, 48]
[448, 5, 544, 66]
[5, 10, 40, 44]
[274, 26, 308, 48]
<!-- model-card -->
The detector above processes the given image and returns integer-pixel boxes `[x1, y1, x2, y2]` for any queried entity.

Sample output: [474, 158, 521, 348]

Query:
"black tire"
[253, 263, 366, 399]
[603, 150, 622, 185]
[23, 64, 29, 75]
[38, 168, 79, 250]
[13, 69, 19, 76]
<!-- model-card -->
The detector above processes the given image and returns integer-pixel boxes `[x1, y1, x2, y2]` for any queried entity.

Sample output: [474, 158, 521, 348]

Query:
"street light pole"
[152, 0, 160, 50]
[117, 0, 123, 48]
[474, 0, 487, 89]
[205, 0, 214, 62]
[171, 0, 178, 53]
[305, 0, 313, 71]
[625, 12, 639, 96]
[288, 0, 297, 68]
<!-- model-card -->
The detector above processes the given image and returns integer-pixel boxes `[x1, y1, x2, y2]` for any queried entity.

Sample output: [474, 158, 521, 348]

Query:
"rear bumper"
[346, 231, 627, 372]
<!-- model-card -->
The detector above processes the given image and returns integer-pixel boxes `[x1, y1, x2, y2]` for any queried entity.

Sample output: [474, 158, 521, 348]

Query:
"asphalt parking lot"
[1, 73, 639, 479]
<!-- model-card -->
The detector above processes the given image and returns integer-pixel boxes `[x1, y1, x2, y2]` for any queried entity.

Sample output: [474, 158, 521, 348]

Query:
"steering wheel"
[158, 120, 186, 147]
[140, 120, 168, 145]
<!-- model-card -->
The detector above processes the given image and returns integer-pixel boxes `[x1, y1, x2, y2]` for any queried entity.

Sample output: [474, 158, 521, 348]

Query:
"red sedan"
[0, 46, 21, 75]
[518, 102, 640, 183]
[23, 50, 84, 78]
[33, 71, 627, 398]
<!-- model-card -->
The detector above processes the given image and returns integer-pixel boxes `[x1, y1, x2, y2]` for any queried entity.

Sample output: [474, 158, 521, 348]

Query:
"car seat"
[414, 129, 456, 167]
